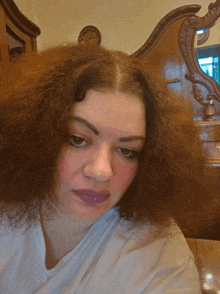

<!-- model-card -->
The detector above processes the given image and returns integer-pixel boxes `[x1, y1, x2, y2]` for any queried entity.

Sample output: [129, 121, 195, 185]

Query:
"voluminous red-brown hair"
[0, 43, 219, 236]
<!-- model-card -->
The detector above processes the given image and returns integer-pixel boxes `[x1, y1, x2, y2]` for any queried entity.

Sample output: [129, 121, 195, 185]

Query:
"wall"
[13, 0, 216, 54]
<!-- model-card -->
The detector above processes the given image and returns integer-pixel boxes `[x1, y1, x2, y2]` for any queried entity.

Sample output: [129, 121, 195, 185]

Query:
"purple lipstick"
[72, 189, 110, 204]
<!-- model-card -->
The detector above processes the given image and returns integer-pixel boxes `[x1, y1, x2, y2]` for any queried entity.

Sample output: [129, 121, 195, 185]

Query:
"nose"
[83, 145, 113, 182]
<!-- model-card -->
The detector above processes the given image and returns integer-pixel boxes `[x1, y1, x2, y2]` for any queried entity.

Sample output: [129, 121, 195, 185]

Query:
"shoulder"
[105, 218, 201, 293]
[0, 218, 26, 252]
[0, 218, 40, 265]
[113, 218, 191, 260]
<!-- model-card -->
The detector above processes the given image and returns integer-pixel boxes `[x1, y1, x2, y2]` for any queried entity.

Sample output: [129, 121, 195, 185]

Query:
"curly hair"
[0, 43, 219, 236]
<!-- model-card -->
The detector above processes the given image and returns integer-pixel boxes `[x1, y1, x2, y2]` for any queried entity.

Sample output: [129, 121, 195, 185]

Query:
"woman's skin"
[56, 89, 146, 220]
[41, 89, 146, 269]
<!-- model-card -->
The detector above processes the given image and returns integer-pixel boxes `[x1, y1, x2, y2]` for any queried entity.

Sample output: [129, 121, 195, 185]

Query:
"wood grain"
[187, 238, 220, 293]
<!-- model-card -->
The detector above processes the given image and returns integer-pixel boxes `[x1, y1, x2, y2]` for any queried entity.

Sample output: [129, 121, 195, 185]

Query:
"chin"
[58, 194, 116, 220]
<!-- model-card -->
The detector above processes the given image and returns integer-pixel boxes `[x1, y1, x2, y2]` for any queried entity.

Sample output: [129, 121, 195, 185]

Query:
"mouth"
[71, 189, 110, 204]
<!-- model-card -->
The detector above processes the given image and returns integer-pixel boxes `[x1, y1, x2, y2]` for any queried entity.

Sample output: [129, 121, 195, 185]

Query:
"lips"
[72, 189, 110, 204]
[74, 189, 109, 197]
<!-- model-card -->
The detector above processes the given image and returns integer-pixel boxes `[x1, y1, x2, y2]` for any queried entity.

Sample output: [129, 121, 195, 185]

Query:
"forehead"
[72, 90, 146, 136]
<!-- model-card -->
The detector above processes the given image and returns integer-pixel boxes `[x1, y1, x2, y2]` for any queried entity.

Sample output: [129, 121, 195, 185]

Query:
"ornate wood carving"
[0, 0, 40, 38]
[178, 0, 220, 111]
[131, 5, 201, 58]
[0, 0, 40, 66]
[78, 25, 101, 45]
[197, 29, 210, 46]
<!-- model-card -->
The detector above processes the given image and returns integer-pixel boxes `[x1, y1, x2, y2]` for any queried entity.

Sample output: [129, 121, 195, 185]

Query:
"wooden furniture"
[131, 4, 203, 118]
[78, 25, 101, 45]
[130, 0, 220, 166]
[199, 121, 220, 165]
[131, 0, 220, 121]
[187, 238, 220, 294]
[0, 0, 40, 67]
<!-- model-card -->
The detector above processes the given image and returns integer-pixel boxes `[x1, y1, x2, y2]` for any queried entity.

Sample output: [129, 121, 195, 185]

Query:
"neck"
[40, 199, 98, 236]
[40, 200, 99, 269]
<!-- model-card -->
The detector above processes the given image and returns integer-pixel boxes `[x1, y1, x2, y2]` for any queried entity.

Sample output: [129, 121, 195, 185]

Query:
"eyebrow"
[71, 116, 145, 142]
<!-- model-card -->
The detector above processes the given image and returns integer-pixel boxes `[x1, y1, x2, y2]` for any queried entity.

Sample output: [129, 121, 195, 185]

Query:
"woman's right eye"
[69, 135, 89, 148]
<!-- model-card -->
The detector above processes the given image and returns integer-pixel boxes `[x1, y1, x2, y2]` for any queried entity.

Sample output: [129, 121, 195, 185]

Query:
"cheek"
[114, 162, 137, 192]
[58, 150, 82, 184]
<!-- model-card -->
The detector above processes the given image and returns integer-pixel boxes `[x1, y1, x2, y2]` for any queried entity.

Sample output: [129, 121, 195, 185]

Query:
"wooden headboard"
[130, 0, 220, 166]
[0, 0, 41, 66]
[130, 1, 220, 120]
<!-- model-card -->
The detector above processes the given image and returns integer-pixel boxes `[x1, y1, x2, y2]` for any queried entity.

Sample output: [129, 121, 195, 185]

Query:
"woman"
[0, 44, 218, 293]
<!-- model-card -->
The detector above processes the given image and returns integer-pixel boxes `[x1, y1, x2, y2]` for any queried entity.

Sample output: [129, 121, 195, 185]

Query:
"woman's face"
[55, 89, 146, 220]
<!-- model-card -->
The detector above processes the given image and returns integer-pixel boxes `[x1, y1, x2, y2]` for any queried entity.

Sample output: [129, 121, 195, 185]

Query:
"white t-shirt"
[0, 208, 201, 294]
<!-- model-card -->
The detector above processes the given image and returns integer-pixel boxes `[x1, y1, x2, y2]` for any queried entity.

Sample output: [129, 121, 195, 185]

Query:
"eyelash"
[69, 135, 140, 160]
[69, 135, 89, 148]
[116, 148, 139, 160]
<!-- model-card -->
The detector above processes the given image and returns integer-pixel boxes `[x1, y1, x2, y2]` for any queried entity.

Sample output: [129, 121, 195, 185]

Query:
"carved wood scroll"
[197, 29, 210, 46]
[178, 0, 220, 108]
[132, 5, 201, 58]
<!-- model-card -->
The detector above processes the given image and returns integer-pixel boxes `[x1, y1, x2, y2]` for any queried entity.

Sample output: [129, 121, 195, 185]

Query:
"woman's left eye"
[117, 148, 139, 160]
[69, 135, 89, 148]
